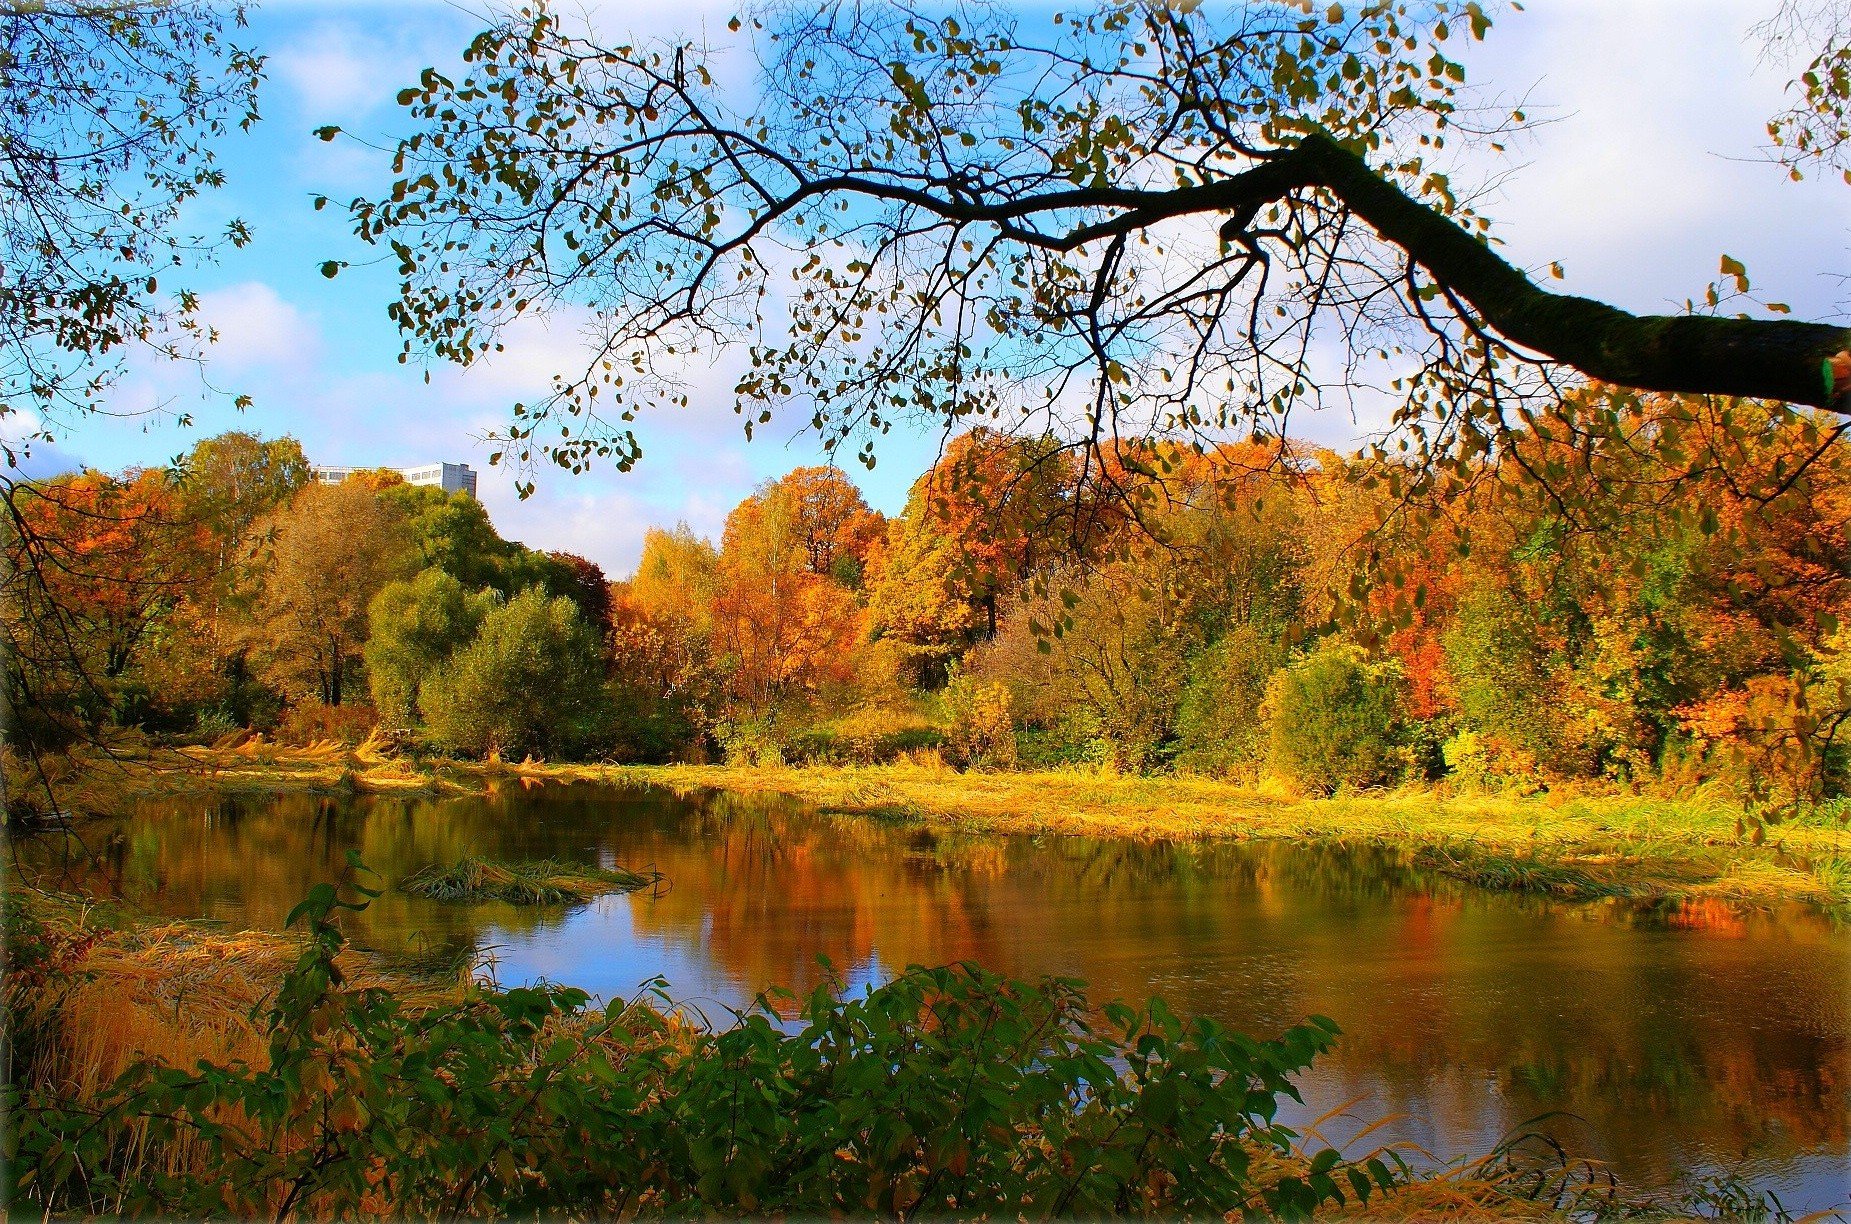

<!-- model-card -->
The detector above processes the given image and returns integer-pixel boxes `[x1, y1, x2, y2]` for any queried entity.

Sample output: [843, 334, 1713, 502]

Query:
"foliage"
[275, 699, 380, 748]
[9, 872, 1376, 1220]
[1176, 625, 1290, 778]
[4, 469, 213, 749]
[940, 673, 1018, 770]
[0, 2, 262, 443]
[423, 588, 608, 759]
[345, 0, 1845, 532]
[784, 704, 946, 767]
[1265, 641, 1408, 794]
[365, 568, 499, 724]
[254, 481, 415, 708]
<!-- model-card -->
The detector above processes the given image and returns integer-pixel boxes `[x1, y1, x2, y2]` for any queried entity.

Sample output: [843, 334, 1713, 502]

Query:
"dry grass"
[592, 763, 1851, 911]
[400, 855, 661, 905]
[7, 891, 459, 1112]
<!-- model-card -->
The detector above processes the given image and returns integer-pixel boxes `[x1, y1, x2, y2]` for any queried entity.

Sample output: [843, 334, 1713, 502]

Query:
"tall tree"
[762, 466, 885, 583]
[254, 482, 413, 707]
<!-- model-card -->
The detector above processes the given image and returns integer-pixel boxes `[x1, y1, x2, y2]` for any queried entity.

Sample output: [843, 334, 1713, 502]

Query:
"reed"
[399, 855, 661, 905]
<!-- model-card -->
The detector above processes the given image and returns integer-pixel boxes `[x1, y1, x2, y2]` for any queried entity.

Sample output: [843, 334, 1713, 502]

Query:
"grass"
[36, 741, 1851, 911]
[3, 889, 462, 1132]
[399, 855, 661, 905]
[590, 762, 1851, 913]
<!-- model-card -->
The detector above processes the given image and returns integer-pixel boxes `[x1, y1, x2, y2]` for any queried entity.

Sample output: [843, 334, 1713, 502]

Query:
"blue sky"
[35, 0, 1849, 576]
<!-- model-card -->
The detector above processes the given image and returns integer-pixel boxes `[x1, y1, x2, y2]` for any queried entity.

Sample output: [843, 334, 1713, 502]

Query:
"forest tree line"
[9, 390, 1849, 803]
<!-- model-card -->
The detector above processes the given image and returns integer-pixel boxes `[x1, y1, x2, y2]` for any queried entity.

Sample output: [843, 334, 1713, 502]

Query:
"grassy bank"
[36, 742, 1851, 911]
[595, 762, 1851, 913]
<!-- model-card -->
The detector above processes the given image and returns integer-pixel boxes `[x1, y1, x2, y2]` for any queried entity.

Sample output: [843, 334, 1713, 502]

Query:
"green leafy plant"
[8, 861, 1392, 1219]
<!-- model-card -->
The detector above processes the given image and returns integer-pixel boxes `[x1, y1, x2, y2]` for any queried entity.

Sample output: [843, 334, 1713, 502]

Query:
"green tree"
[423, 587, 607, 758]
[364, 569, 499, 725]
[382, 484, 517, 593]
[1265, 640, 1407, 794]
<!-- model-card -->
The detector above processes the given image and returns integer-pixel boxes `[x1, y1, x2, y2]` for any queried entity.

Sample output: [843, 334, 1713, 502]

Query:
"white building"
[311, 461, 479, 498]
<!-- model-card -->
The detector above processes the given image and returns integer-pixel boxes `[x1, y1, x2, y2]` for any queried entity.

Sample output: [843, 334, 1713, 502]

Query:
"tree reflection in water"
[21, 782, 1849, 1212]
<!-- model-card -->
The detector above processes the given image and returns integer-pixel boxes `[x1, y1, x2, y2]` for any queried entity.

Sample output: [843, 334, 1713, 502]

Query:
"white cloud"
[1456, 0, 1844, 318]
[198, 282, 323, 373]
[272, 23, 412, 119]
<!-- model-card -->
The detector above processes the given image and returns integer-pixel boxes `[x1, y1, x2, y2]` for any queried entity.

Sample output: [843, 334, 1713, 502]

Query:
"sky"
[33, 0, 1849, 577]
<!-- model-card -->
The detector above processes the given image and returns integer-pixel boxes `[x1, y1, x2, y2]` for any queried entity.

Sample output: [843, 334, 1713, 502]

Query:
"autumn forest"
[18, 387, 1850, 810]
[7, 0, 1851, 1218]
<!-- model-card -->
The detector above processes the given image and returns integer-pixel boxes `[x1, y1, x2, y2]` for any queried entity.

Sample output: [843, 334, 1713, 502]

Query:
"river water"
[24, 781, 1850, 1214]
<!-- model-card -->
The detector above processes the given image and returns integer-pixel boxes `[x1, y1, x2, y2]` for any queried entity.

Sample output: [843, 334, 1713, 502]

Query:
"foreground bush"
[8, 872, 1389, 1219]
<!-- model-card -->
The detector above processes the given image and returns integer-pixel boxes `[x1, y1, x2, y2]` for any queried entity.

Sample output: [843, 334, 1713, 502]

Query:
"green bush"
[1264, 640, 1407, 794]
[9, 871, 1386, 1220]
[365, 568, 499, 725]
[1175, 624, 1288, 777]
[422, 589, 608, 760]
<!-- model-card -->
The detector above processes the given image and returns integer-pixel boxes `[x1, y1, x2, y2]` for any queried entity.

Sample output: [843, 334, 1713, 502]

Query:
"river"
[24, 781, 1850, 1215]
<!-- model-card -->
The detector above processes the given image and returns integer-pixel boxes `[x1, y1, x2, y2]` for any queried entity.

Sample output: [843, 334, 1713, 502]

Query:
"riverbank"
[38, 743, 1851, 912]
[604, 763, 1851, 912]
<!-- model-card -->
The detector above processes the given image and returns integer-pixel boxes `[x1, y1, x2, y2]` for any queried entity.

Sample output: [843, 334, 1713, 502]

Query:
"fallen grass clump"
[1411, 846, 1640, 900]
[399, 855, 660, 905]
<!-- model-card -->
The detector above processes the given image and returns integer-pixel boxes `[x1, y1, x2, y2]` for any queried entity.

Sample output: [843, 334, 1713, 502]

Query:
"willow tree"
[335, 1, 1847, 513]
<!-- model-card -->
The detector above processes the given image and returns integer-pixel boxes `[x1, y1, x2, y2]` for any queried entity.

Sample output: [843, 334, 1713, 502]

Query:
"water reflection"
[22, 782, 1850, 1212]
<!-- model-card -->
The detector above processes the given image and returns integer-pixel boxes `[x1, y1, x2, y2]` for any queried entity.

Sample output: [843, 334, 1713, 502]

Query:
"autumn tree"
[628, 525, 720, 634]
[253, 482, 414, 707]
[864, 510, 982, 689]
[540, 551, 615, 638]
[4, 469, 211, 743]
[340, 0, 1848, 522]
[710, 488, 864, 713]
[764, 466, 885, 584]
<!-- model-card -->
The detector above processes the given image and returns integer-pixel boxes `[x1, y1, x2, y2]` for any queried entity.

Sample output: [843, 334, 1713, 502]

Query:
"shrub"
[940, 672, 1017, 769]
[785, 705, 944, 766]
[276, 698, 379, 747]
[1175, 624, 1287, 777]
[713, 712, 783, 766]
[10, 874, 1383, 1220]
[1264, 640, 1406, 794]
[422, 589, 608, 760]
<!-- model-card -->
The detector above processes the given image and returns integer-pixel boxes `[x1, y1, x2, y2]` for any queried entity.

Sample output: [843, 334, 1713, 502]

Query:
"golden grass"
[9, 893, 458, 1105]
[400, 855, 661, 904]
[588, 763, 1851, 911]
[40, 743, 1851, 910]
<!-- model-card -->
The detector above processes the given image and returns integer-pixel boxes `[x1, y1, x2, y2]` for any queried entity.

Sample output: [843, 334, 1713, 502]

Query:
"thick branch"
[1221, 134, 1851, 412]
[818, 133, 1849, 411]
